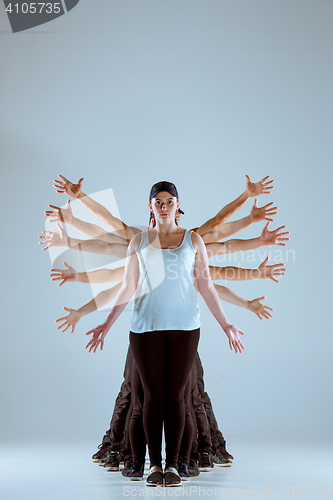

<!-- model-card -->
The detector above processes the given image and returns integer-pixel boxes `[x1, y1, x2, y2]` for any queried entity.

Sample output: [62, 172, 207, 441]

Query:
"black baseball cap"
[149, 181, 179, 201]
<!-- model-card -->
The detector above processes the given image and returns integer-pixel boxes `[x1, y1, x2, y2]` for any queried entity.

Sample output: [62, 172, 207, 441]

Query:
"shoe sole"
[199, 467, 214, 472]
[213, 462, 232, 467]
[129, 477, 143, 481]
[105, 466, 120, 471]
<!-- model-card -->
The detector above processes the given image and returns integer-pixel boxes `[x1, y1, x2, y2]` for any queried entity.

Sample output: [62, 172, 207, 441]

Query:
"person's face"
[148, 191, 180, 225]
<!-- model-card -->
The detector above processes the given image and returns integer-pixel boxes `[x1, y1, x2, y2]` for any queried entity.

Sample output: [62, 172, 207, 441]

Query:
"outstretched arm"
[45, 201, 128, 245]
[85, 233, 141, 352]
[213, 284, 273, 320]
[202, 198, 278, 243]
[192, 232, 245, 353]
[195, 175, 274, 236]
[53, 175, 141, 240]
[209, 258, 286, 282]
[39, 223, 128, 259]
[56, 283, 122, 333]
[50, 262, 125, 285]
[205, 222, 290, 257]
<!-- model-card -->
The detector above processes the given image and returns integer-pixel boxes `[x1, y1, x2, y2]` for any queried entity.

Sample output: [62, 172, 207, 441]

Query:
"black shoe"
[164, 466, 182, 487]
[212, 451, 232, 467]
[199, 452, 214, 472]
[92, 443, 111, 463]
[103, 451, 120, 471]
[122, 457, 133, 477]
[218, 440, 234, 462]
[128, 460, 145, 481]
[146, 465, 163, 487]
[188, 458, 200, 477]
[177, 457, 190, 480]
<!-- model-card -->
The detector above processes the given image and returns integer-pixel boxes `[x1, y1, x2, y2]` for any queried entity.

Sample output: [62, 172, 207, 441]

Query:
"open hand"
[53, 175, 83, 198]
[45, 200, 73, 225]
[50, 262, 78, 286]
[224, 324, 245, 353]
[85, 324, 109, 352]
[56, 307, 82, 333]
[38, 223, 68, 250]
[260, 221, 290, 246]
[248, 296, 274, 320]
[257, 257, 286, 283]
[246, 175, 274, 197]
[250, 199, 278, 223]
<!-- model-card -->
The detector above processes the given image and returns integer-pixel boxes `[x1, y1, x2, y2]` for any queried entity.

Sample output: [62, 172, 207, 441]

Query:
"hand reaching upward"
[250, 198, 278, 223]
[45, 200, 73, 225]
[53, 175, 84, 198]
[246, 175, 274, 197]
[260, 221, 290, 246]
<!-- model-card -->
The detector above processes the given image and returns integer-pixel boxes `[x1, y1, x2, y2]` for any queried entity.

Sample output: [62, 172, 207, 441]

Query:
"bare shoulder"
[128, 232, 142, 253]
[190, 230, 204, 250]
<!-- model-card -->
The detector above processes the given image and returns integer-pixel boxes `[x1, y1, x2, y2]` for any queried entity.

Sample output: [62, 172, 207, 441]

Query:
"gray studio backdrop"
[0, 0, 332, 446]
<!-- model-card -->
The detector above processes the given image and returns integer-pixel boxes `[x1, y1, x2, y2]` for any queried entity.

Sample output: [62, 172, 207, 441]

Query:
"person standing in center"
[86, 181, 245, 487]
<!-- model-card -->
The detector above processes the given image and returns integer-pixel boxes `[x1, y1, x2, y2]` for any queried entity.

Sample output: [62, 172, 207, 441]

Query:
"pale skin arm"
[213, 284, 273, 320]
[195, 175, 274, 236]
[209, 257, 286, 283]
[50, 262, 125, 286]
[53, 175, 141, 240]
[45, 200, 127, 245]
[39, 223, 128, 259]
[205, 221, 290, 257]
[202, 198, 278, 244]
[56, 283, 122, 333]
[85, 234, 141, 352]
[191, 232, 245, 353]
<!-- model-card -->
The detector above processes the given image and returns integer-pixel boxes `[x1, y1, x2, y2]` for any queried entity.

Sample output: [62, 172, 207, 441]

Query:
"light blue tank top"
[130, 230, 201, 333]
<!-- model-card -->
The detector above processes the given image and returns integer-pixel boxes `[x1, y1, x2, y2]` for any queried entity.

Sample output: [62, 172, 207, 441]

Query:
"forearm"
[103, 282, 136, 329]
[209, 265, 260, 281]
[206, 236, 261, 257]
[72, 217, 127, 245]
[198, 282, 230, 329]
[202, 215, 252, 243]
[77, 192, 140, 239]
[213, 284, 250, 310]
[76, 267, 125, 283]
[196, 191, 249, 236]
[77, 283, 122, 315]
[68, 237, 127, 258]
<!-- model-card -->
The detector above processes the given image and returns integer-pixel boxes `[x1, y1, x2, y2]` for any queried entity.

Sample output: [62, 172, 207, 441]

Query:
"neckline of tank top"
[146, 229, 189, 251]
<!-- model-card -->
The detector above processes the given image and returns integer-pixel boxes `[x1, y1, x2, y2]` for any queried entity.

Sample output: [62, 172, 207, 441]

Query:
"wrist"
[222, 322, 232, 332]
[76, 308, 85, 317]
[246, 300, 252, 311]
[253, 269, 260, 279]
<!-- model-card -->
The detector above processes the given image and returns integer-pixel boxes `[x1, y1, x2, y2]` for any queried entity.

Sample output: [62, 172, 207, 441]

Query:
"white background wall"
[0, 0, 332, 445]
